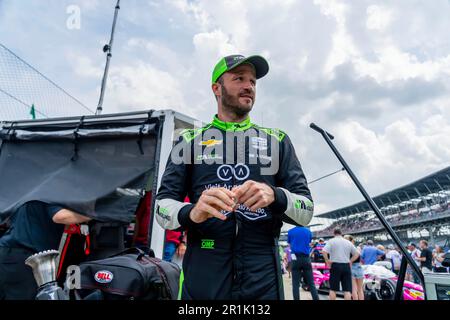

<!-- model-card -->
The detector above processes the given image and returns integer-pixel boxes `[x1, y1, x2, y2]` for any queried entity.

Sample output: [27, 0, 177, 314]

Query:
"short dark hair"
[420, 240, 428, 247]
[344, 234, 354, 242]
[333, 228, 342, 235]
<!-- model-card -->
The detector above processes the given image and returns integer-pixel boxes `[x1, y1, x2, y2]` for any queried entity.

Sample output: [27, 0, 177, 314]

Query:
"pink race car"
[310, 262, 424, 300]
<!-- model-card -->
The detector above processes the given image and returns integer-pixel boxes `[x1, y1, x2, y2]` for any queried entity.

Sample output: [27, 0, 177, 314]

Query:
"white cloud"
[366, 5, 393, 31]
[354, 46, 450, 83]
[126, 38, 187, 75]
[315, 0, 359, 75]
[193, 30, 238, 59]
[334, 118, 450, 195]
[77, 0, 100, 11]
[104, 61, 185, 112]
[67, 52, 103, 78]
[168, 0, 211, 30]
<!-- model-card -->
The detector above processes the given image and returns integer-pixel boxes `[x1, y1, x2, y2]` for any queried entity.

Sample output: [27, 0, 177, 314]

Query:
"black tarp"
[0, 116, 160, 223]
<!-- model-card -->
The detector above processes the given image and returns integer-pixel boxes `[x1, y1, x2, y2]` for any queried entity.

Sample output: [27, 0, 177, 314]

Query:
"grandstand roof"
[317, 166, 450, 219]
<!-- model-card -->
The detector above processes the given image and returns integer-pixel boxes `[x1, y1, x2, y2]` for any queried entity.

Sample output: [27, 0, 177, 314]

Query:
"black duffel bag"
[76, 248, 180, 300]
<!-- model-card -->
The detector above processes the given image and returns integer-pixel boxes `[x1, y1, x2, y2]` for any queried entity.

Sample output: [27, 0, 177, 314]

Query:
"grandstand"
[314, 166, 450, 248]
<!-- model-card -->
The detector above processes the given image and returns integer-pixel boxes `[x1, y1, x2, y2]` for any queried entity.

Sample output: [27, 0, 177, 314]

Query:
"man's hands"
[322, 251, 332, 268]
[232, 181, 275, 212]
[176, 242, 186, 257]
[189, 181, 276, 224]
[190, 187, 236, 223]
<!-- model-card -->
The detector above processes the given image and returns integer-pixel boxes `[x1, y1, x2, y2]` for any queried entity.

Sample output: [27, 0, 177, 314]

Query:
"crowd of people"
[317, 201, 450, 237]
[281, 227, 449, 300]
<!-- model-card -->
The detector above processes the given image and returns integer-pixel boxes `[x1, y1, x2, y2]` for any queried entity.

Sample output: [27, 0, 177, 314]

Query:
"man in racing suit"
[156, 54, 314, 300]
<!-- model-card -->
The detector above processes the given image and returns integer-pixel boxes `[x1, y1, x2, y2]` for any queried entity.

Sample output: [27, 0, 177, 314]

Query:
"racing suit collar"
[212, 114, 253, 131]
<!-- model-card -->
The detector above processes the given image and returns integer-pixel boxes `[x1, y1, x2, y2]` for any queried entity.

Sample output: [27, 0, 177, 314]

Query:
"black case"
[78, 248, 180, 300]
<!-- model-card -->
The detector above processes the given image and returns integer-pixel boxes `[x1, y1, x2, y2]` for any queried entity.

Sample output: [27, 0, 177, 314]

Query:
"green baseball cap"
[211, 54, 269, 84]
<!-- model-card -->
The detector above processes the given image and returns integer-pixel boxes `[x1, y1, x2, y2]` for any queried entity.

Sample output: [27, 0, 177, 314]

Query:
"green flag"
[30, 104, 36, 119]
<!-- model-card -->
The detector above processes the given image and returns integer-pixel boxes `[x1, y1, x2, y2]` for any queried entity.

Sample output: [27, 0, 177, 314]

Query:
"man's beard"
[220, 85, 254, 117]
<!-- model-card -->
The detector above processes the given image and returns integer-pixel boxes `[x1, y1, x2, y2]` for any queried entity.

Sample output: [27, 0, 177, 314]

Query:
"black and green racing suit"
[155, 115, 314, 300]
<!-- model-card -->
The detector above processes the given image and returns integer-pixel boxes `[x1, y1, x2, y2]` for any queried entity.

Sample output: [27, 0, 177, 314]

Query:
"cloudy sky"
[1, 0, 449, 228]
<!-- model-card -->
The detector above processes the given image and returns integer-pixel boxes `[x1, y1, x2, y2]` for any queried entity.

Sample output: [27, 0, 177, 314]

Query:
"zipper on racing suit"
[231, 128, 245, 298]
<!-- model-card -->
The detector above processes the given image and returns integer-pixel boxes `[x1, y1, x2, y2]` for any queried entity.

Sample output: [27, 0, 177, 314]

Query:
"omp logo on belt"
[201, 239, 215, 249]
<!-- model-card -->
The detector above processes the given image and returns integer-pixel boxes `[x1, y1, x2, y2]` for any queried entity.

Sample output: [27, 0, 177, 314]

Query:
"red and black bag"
[77, 247, 180, 300]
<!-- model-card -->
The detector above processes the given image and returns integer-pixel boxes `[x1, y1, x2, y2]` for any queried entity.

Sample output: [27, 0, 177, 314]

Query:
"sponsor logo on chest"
[199, 139, 223, 147]
[251, 137, 268, 150]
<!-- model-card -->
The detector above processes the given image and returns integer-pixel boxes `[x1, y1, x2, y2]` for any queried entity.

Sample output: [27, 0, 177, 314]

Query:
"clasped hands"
[190, 180, 275, 224]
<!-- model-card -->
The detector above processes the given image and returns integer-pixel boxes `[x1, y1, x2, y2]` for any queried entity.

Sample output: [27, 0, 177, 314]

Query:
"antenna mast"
[95, 0, 121, 115]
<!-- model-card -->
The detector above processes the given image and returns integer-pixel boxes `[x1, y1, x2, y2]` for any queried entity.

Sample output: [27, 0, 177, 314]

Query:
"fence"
[0, 43, 94, 121]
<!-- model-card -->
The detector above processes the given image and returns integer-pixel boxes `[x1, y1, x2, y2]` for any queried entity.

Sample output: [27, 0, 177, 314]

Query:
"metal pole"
[394, 256, 408, 300]
[96, 0, 121, 116]
[434, 179, 444, 191]
[310, 123, 427, 299]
